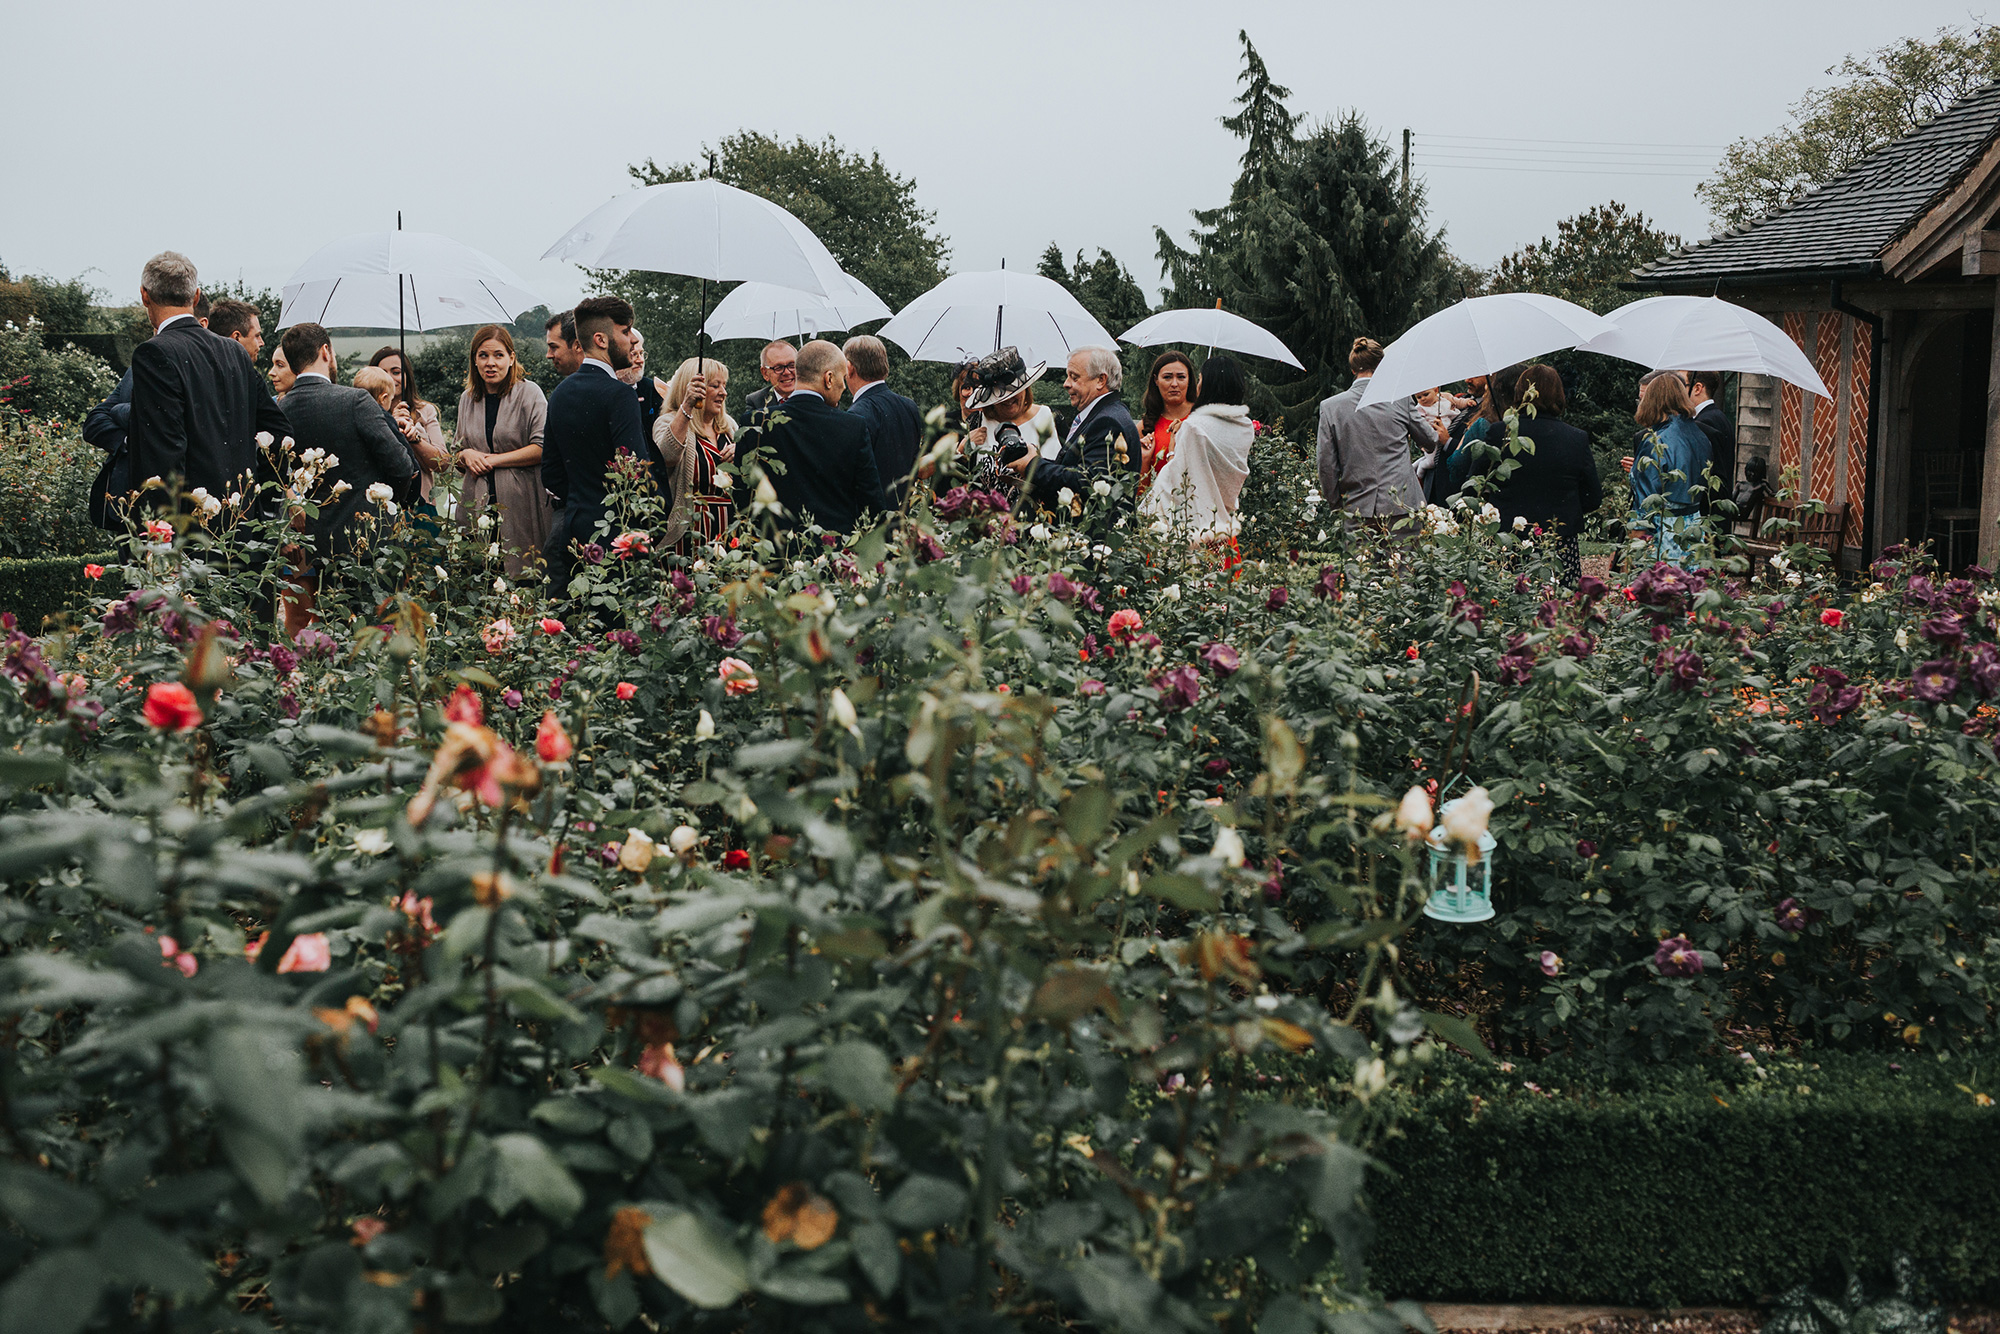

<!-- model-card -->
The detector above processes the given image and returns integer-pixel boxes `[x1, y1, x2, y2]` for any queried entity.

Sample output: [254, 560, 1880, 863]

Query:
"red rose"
[142, 682, 202, 733]
[1819, 608, 1843, 628]
[535, 710, 573, 762]
[442, 683, 483, 725]
[539, 617, 565, 636]
[615, 681, 637, 701]
[723, 849, 751, 871]
[83, 563, 105, 580]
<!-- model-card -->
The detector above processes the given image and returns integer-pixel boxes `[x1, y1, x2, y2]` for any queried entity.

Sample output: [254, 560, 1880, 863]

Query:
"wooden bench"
[1739, 499, 1847, 574]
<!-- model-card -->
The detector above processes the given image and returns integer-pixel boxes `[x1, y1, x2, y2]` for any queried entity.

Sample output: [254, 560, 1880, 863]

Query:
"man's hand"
[1003, 451, 1034, 476]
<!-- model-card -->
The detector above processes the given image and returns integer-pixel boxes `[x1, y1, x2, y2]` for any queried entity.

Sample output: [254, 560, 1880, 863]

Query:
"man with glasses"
[743, 339, 797, 426]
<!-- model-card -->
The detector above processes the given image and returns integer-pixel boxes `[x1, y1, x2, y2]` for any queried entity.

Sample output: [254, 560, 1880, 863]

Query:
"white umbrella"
[877, 269, 1115, 369]
[1576, 295, 1832, 398]
[541, 179, 847, 297]
[701, 276, 892, 343]
[1360, 294, 1613, 406]
[1118, 306, 1306, 371]
[279, 229, 542, 333]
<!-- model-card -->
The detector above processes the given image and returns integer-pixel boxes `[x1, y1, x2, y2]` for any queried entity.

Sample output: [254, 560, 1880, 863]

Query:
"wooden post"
[1983, 281, 2000, 568]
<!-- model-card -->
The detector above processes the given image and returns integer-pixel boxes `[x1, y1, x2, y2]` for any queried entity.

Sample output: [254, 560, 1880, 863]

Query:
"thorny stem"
[452, 804, 513, 1166]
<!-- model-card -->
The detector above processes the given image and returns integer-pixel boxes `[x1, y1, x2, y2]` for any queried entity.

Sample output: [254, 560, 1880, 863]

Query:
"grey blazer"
[1316, 379, 1433, 518]
[282, 375, 418, 556]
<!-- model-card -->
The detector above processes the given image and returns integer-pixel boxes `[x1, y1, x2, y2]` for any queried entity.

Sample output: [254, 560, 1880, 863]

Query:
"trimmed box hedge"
[1367, 1053, 2000, 1307]
[0, 552, 113, 630]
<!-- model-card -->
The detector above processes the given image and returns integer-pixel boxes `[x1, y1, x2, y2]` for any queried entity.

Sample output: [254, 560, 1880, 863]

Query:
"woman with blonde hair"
[654, 356, 739, 549]
[369, 345, 449, 510]
[454, 324, 551, 575]
[1629, 370, 1711, 563]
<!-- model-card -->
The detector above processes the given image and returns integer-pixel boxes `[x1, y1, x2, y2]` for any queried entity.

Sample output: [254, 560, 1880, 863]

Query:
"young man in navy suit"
[842, 334, 921, 506]
[542, 295, 648, 588]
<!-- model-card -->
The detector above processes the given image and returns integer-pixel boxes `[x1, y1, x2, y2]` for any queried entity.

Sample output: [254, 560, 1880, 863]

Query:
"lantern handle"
[1435, 670, 1482, 793]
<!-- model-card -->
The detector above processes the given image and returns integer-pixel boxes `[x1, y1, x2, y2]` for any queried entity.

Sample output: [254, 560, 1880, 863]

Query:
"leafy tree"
[1155, 37, 1456, 427]
[1037, 244, 1149, 336]
[596, 133, 952, 414]
[1699, 23, 2000, 227]
[0, 261, 103, 335]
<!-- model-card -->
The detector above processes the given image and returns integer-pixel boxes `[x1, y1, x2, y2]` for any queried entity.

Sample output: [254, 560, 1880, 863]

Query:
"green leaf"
[679, 780, 728, 805]
[0, 1166, 101, 1241]
[95, 1213, 208, 1297]
[1030, 965, 1117, 1023]
[220, 1126, 292, 1207]
[755, 1264, 851, 1305]
[489, 1134, 585, 1224]
[588, 1268, 640, 1328]
[641, 1210, 750, 1309]
[1143, 873, 1219, 911]
[734, 739, 810, 772]
[0, 752, 65, 789]
[441, 1271, 505, 1325]
[1421, 1011, 1492, 1060]
[243, 743, 293, 783]
[531, 1097, 607, 1135]
[850, 1221, 900, 1297]
[455, 666, 502, 689]
[1062, 785, 1112, 846]
[0, 1248, 101, 1334]
[885, 1175, 967, 1231]
[822, 1041, 896, 1112]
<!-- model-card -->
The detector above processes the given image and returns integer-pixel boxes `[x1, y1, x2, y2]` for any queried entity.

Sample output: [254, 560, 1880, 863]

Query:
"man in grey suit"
[275, 322, 418, 564]
[1317, 336, 1445, 521]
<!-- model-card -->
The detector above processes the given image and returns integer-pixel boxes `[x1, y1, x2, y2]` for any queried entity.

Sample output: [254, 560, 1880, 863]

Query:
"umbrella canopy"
[541, 179, 847, 297]
[1117, 307, 1305, 371]
[876, 269, 1115, 369]
[1576, 295, 1832, 398]
[701, 276, 892, 343]
[1360, 294, 1613, 406]
[279, 231, 542, 331]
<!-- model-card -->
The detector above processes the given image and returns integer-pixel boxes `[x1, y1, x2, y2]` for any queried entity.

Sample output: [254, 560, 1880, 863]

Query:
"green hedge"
[1368, 1052, 2000, 1307]
[0, 552, 113, 630]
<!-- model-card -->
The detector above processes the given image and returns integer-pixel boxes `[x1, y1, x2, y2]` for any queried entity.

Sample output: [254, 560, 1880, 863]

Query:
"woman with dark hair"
[1433, 363, 1525, 503]
[1629, 370, 1711, 564]
[1466, 363, 1602, 583]
[368, 345, 449, 508]
[454, 325, 552, 576]
[1140, 355, 1253, 543]
[1137, 351, 1196, 495]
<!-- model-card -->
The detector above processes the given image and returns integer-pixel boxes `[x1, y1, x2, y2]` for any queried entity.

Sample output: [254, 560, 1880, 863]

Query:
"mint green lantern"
[1423, 798, 1496, 923]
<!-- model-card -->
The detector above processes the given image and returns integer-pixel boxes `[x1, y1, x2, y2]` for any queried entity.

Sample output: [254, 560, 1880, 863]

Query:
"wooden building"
[1632, 83, 2000, 570]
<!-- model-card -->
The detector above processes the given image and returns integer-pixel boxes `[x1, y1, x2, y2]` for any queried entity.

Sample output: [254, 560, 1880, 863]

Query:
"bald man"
[738, 339, 890, 535]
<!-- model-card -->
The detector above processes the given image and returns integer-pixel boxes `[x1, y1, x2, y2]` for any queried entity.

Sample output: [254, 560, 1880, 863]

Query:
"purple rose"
[1904, 576, 1940, 609]
[279, 690, 300, 720]
[1575, 575, 1609, 603]
[1536, 599, 1560, 628]
[1910, 659, 1960, 703]
[913, 533, 947, 564]
[1078, 678, 1106, 696]
[1559, 632, 1595, 660]
[1204, 758, 1231, 777]
[265, 643, 299, 678]
[1075, 584, 1103, 614]
[293, 625, 338, 659]
[1515, 575, 1531, 595]
[1806, 665, 1861, 723]
[580, 542, 606, 566]
[1151, 664, 1201, 713]
[1496, 634, 1536, 686]
[1654, 935, 1703, 977]
[1775, 898, 1808, 933]
[1539, 950, 1561, 977]
[501, 689, 523, 710]
[606, 629, 641, 656]
[1198, 641, 1240, 677]
[670, 569, 694, 594]
[548, 678, 565, 701]
[934, 486, 973, 521]
[1576, 839, 1597, 858]
[1968, 643, 2000, 698]
[1266, 587, 1289, 611]
[1047, 571, 1077, 602]
[1262, 866, 1284, 903]
[701, 615, 743, 650]
[1660, 647, 1705, 692]
[1919, 614, 1967, 651]
[1313, 564, 1340, 601]
[1010, 574, 1033, 596]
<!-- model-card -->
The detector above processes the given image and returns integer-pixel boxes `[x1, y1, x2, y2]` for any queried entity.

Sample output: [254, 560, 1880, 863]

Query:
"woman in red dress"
[1138, 351, 1196, 494]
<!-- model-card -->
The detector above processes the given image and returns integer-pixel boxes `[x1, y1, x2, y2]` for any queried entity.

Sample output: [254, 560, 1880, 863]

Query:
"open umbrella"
[877, 269, 1115, 369]
[543, 178, 849, 370]
[1576, 295, 1832, 397]
[1360, 294, 1613, 406]
[280, 228, 542, 333]
[701, 275, 892, 344]
[1118, 305, 1305, 370]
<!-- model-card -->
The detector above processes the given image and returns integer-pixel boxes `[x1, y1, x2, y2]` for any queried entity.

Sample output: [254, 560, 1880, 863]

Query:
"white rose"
[351, 829, 393, 856]
[281, 436, 295, 450]
[668, 825, 699, 854]
[853, 594, 868, 607]
[1354, 1057, 1388, 1097]
[829, 687, 860, 738]
[1162, 584, 1181, 601]
[1895, 629, 1909, 650]
[1212, 826, 1246, 867]
[190, 487, 211, 502]
[366, 482, 394, 504]
[1029, 524, 1051, 541]
[477, 513, 494, 531]
[1058, 487, 1076, 508]
[255, 432, 274, 448]
[489, 543, 502, 558]
[1092, 479, 1112, 497]
[695, 709, 716, 741]
[1395, 786, 1434, 839]
[330, 481, 352, 497]
[1512, 515, 1528, 531]
[618, 829, 656, 873]
[323, 453, 340, 469]
[1480, 502, 1501, 524]
[226, 492, 240, 508]
[199, 495, 222, 518]
[1440, 787, 1494, 862]
[493, 577, 507, 593]
[434, 565, 448, 580]
[753, 475, 778, 506]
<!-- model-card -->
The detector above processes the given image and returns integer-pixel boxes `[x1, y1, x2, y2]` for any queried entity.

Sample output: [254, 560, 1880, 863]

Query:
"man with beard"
[544, 309, 584, 377]
[542, 295, 646, 588]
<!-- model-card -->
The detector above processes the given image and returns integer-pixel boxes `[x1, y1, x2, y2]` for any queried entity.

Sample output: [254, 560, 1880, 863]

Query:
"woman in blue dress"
[1629, 372, 1711, 564]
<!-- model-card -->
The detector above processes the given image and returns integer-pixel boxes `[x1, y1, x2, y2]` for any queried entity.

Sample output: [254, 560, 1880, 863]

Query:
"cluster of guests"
[1313, 336, 1737, 580]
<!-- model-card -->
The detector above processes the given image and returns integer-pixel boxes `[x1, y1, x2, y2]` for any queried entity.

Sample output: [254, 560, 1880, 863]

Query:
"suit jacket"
[848, 382, 922, 504]
[1691, 400, 1734, 504]
[1030, 394, 1141, 509]
[742, 390, 891, 535]
[543, 361, 650, 551]
[83, 369, 135, 529]
[280, 375, 419, 557]
[1316, 380, 1429, 516]
[742, 384, 785, 430]
[127, 316, 290, 507]
[1469, 416, 1603, 539]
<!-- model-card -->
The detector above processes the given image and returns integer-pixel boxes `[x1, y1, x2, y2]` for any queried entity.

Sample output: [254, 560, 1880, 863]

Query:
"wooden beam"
[1884, 134, 2000, 278]
[1982, 283, 2000, 569]
[1964, 230, 2000, 275]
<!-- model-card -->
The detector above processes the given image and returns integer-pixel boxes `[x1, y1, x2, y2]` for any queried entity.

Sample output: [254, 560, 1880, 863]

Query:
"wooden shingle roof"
[1633, 82, 2000, 286]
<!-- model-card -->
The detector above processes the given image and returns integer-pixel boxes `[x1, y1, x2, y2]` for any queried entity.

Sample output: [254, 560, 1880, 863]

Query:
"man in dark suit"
[1008, 346, 1140, 515]
[544, 310, 584, 377]
[126, 251, 290, 513]
[740, 338, 890, 536]
[276, 323, 418, 560]
[842, 334, 920, 506]
[1685, 370, 1734, 511]
[741, 339, 797, 426]
[542, 295, 649, 587]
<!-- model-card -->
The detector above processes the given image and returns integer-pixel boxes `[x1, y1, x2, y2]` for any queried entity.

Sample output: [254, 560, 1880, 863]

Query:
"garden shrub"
[1366, 1051, 2000, 1306]
[0, 419, 105, 561]
[0, 321, 117, 427]
[0, 552, 114, 628]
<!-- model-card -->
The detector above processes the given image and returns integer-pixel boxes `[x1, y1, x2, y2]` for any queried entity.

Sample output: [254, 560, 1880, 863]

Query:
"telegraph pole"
[1402, 128, 1412, 196]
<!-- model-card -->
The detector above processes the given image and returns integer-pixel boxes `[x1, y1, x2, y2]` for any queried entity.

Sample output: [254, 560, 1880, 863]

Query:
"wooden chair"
[1916, 452, 1981, 571]
[1740, 499, 1848, 574]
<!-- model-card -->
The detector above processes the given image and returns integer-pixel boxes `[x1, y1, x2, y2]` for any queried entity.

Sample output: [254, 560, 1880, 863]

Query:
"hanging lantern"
[1423, 797, 1496, 923]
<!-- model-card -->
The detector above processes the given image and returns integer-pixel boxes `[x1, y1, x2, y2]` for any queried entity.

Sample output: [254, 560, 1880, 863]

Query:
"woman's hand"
[462, 451, 494, 477]
[685, 375, 709, 411]
[1620, 455, 1635, 474]
[717, 439, 736, 464]
[967, 425, 988, 449]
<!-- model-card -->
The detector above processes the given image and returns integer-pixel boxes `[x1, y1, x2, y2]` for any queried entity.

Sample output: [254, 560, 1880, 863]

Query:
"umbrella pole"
[696, 277, 709, 377]
[396, 212, 407, 404]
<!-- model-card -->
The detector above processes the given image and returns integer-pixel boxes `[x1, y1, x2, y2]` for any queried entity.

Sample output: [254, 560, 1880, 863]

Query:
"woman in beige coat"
[455, 325, 552, 576]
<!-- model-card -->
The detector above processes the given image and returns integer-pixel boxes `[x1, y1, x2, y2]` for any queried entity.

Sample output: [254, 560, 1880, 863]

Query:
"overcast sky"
[3, 0, 1989, 319]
